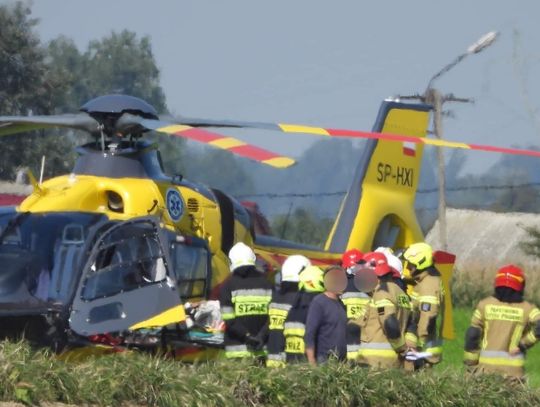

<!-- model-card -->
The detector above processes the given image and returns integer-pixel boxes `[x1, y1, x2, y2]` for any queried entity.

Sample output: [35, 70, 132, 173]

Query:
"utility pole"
[426, 90, 472, 251]
[398, 31, 498, 251]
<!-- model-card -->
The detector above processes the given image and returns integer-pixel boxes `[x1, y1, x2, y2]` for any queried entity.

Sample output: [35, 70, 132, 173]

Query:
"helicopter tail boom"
[325, 101, 431, 253]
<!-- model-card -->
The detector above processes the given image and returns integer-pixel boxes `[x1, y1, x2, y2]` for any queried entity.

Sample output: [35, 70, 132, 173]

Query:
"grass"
[0, 339, 539, 406]
[0, 309, 539, 405]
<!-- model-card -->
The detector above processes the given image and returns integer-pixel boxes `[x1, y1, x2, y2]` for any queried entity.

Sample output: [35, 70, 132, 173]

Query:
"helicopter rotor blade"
[116, 114, 295, 169]
[0, 114, 100, 137]
[176, 117, 540, 159]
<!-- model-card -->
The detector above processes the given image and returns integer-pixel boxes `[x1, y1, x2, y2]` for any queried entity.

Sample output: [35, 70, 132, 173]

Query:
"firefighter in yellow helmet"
[464, 265, 540, 380]
[282, 265, 325, 364]
[402, 242, 444, 367]
[356, 252, 414, 369]
[219, 242, 272, 359]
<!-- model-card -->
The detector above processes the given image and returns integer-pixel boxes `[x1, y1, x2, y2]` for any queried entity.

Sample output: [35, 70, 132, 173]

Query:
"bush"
[451, 266, 540, 308]
[1, 340, 540, 406]
[451, 272, 492, 308]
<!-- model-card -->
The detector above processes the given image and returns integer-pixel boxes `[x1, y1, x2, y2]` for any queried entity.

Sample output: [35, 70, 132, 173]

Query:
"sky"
[4, 0, 540, 173]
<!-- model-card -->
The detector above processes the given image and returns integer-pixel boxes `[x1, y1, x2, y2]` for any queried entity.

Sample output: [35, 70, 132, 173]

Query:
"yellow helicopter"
[1, 94, 538, 360]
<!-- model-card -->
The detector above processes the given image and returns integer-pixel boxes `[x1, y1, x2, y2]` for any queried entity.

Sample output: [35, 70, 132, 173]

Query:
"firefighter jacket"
[408, 266, 444, 365]
[341, 276, 370, 361]
[266, 283, 298, 367]
[356, 277, 413, 369]
[282, 291, 319, 364]
[219, 266, 273, 358]
[464, 296, 540, 378]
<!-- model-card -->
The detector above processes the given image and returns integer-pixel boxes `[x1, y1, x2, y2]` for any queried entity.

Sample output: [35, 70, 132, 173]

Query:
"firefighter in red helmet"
[464, 265, 540, 380]
[355, 252, 415, 368]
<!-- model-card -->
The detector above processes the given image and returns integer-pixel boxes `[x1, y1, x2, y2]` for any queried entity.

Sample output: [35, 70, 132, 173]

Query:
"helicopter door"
[69, 218, 183, 337]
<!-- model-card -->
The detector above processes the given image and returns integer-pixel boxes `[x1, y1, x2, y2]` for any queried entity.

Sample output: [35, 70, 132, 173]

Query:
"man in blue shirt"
[305, 266, 348, 365]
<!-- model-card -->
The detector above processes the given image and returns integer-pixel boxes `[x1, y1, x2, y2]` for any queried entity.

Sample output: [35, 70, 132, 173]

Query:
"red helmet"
[342, 249, 364, 269]
[363, 252, 391, 277]
[494, 265, 525, 292]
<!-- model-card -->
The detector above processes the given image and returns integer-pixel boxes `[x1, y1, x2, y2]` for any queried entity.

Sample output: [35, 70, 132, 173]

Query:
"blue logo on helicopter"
[166, 188, 184, 221]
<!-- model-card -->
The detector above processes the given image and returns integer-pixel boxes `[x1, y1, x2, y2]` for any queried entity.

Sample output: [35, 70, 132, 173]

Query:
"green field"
[439, 308, 540, 387]
[0, 308, 539, 405]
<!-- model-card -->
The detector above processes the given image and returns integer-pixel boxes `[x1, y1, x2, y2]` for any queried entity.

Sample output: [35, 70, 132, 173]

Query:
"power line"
[236, 191, 346, 199]
[235, 182, 540, 200]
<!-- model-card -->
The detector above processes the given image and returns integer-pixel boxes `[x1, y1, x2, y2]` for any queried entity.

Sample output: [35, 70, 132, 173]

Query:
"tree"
[82, 30, 166, 112]
[0, 3, 172, 180]
[491, 181, 540, 213]
[271, 207, 334, 247]
[45, 36, 87, 113]
[182, 148, 255, 195]
[520, 226, 540, 258]
[0, 2, 74, 180]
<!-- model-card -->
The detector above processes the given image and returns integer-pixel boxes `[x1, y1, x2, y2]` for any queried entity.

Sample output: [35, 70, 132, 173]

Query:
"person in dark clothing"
[305, 266, 348, 365]
[266, 255, 311, 367]
[283, 265, 325, 364]
[219, 242, 272, 359]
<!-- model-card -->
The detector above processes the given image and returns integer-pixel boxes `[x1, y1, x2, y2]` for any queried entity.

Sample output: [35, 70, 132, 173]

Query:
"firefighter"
[340, 249, 370, 361]
[283, 265, 325, 364]
[464, 265, 540, 380]
[219, 242, 273, 359]
[376, 247, 407, 291]
[402, 242, 444, 367]
[266, 255, 311, 367]
[356, 252, 414, 369]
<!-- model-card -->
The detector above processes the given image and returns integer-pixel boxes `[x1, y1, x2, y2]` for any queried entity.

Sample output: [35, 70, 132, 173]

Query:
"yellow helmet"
[403, 242, 433, 271]
[299, 265, 325, 293]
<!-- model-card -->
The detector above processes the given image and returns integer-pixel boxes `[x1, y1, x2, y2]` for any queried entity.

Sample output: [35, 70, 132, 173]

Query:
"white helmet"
[228, 242, 256, 272]
[281, 255, 311, 283]
[387, 254, 404, 277]
[375, 247, 393, 257]
[376, 247, 403, 277]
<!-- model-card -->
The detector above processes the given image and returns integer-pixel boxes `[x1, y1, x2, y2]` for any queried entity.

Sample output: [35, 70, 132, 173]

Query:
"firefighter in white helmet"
[267, 255, 311, 367]
[219, 242, 272, 359]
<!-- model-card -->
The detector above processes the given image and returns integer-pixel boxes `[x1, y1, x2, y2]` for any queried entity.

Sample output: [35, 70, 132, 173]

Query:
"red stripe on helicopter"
[325, 128, 421, 143]
[178, 128, 222, 143]
[311, 127, 540, 158]
[468, 143, 540, 158]
[228, 144, 278, 161]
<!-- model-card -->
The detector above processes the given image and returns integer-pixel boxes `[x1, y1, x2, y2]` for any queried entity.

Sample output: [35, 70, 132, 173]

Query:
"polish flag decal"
[403, 141, 416, 157]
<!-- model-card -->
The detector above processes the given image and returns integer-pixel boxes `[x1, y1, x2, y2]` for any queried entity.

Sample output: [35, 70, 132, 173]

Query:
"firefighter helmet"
[281, 255, 311, 282]
[299, 265, 325, 293]
[341, 249, 364, 270]
[387, 253, 404, 278]
[363, 252, 392, 277]
[495, 265, 525, 292]
[403, 242, 434, 271]
[228, 242, 256, 272]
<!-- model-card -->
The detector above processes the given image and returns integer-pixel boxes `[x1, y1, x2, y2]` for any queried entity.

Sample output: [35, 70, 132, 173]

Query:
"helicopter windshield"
[0, 212, 105, 309]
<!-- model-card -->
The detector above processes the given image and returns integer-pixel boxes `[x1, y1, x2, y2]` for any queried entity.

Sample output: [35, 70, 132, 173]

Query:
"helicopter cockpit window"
[0, 212, 105, 305]
[81, 222, 168, 301]
[171, 242, 209, 300]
